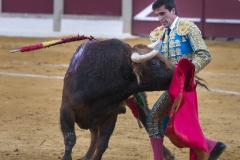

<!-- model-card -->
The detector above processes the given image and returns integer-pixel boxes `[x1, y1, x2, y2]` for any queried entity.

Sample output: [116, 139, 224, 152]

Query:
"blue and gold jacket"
[149, 18, 211, 73]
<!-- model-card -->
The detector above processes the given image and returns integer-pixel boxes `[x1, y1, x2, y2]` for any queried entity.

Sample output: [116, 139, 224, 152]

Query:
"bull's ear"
[132, 62, 144, 84]
[132, 62, 144, 74]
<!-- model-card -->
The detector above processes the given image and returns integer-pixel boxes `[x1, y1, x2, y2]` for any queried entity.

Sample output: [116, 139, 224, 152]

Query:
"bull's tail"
[195, 75, 210, 91]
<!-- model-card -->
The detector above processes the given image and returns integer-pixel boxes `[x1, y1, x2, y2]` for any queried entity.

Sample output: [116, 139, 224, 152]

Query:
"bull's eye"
[149, 59, 160, 66]
[151, 61, 157, 65]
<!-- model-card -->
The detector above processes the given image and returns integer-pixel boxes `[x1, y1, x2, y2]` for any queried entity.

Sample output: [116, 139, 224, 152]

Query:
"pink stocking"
[150, 136, 164, 160]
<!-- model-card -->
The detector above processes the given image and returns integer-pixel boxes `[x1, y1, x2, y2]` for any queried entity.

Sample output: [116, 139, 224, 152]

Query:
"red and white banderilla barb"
[10, 35, 95, 53]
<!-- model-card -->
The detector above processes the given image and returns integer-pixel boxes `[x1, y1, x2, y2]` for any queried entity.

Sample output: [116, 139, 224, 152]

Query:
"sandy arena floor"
[0, 36, 239, 160]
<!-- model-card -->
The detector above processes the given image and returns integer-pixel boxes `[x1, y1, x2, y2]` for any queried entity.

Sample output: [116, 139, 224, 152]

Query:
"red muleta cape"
[166, 58, 208, 159]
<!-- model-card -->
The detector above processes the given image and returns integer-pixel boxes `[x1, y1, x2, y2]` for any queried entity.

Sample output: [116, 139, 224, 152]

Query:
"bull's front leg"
[60, 106, 76, 160]
[80, 103, 125, 160]
[91, 108, 119, 160]
[163, 145, 177, 160]
[78, 126, 98, 160]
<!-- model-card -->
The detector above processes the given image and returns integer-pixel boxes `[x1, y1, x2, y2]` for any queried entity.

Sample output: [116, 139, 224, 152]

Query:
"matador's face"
[154, 5, 177, 28]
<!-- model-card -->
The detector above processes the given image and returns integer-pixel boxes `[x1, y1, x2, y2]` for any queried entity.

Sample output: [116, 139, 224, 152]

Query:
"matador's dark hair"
[152, 0, 178, 16]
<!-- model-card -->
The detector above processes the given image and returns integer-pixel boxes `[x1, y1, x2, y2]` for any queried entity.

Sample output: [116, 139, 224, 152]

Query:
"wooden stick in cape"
[10, 34, 95, 53]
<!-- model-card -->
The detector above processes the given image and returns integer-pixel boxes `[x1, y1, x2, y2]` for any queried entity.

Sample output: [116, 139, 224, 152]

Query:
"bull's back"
[63, 39, 133, 100]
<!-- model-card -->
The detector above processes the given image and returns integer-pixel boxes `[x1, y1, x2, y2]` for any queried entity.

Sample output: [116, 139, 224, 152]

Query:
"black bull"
[60, 39, 176, 160]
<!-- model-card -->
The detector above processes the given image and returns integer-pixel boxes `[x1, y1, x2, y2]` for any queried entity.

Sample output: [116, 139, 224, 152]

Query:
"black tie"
[167, 28, 171, 35]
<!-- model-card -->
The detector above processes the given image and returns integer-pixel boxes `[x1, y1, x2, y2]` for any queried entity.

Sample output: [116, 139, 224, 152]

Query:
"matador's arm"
[186, 26, 211, 73]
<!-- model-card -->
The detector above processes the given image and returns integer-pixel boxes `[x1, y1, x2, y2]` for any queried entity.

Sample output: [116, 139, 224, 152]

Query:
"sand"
[0, 36, 239, 160]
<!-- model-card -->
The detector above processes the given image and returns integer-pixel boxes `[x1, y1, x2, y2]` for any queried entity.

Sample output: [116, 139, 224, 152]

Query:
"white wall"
[53, 0, 63, 31]
[0, 0, 133, 34]
[0, 0, 2, 14]
[122, 0, 132, 33]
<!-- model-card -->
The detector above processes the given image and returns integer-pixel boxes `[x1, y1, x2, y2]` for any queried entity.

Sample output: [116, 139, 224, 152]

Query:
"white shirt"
[166, 16, 179, 33]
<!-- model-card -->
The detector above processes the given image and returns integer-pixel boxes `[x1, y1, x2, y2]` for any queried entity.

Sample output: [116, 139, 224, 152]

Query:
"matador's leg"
[146, 91, 173, 160]
[146, 91, 172, 138]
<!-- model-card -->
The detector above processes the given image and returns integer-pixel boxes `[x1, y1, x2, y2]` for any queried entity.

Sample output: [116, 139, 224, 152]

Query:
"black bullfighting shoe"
[208, 142, 226, 160]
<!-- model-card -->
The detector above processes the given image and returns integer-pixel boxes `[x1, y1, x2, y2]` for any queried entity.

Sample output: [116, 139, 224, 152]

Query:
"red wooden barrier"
[2, 0, 53, 14]
[64, 0, 121, 16]
[204, 0, 240, 38]
[1, 0, 121, 16]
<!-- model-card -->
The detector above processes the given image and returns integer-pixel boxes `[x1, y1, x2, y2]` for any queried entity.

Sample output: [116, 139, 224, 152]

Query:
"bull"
[60, 38, 175, 160]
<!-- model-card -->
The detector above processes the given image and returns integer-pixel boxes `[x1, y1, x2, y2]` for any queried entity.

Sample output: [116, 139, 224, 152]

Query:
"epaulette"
[177, 20, 196, 35]
[149, 26, 165, 42]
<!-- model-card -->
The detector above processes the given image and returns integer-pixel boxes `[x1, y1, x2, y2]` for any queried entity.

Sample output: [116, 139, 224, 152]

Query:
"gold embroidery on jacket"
[170, 34, 175, 40]
[176, 48, 181, 55]
[169, 41, 175, 48]
[169, 48, 175, 55]
[175, 40, 181, 47]
[149, 26, 165, 42]
[178, 20, 195, 35]
[162, 44, 168, 52]
[149, 19, 211, 73]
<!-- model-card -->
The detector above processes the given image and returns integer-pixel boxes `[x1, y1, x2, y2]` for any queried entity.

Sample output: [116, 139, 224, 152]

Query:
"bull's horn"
[148, 33, 164, 49]
[131, 49, 159, 63]
[147, 38, 161, 49]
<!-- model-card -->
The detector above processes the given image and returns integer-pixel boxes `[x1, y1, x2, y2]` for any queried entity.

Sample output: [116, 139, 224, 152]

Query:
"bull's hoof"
[78, 157, 91, 160]
[168, 157, 178, 160]
[62, 155, 72, 160]
[165, 155, 178, 160]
